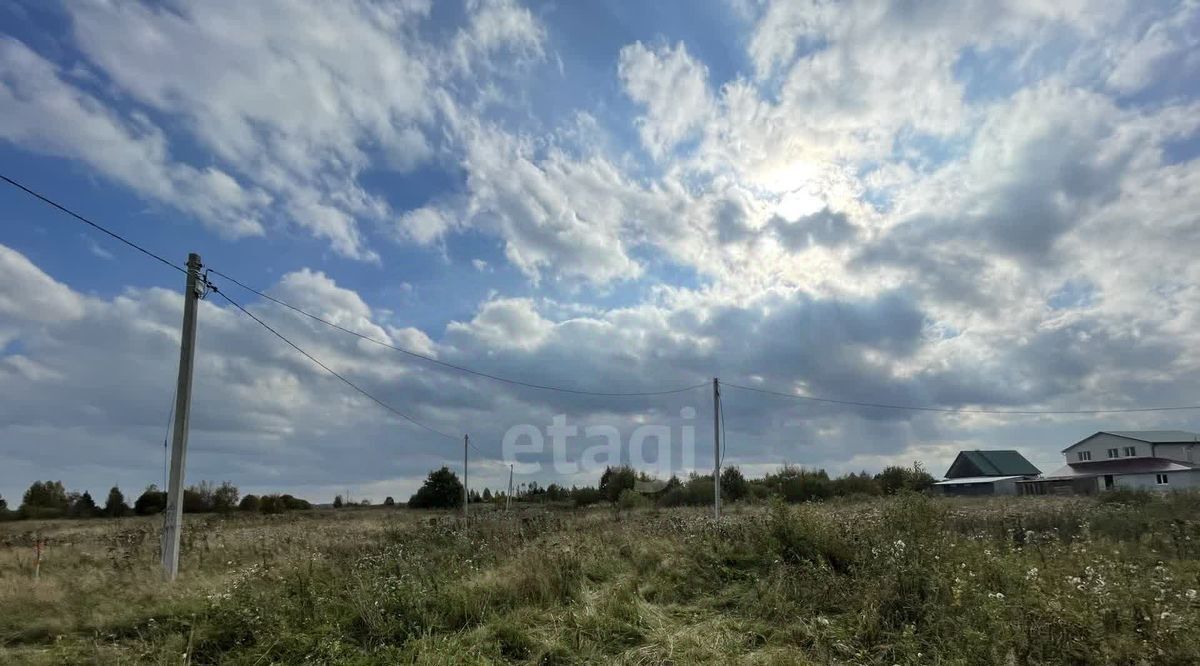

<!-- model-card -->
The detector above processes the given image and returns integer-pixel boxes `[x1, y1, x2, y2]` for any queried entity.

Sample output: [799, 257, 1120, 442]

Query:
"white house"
[1019, 431, 1200, 495]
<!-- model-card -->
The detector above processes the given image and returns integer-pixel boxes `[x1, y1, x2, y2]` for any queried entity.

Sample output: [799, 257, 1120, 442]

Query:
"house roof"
[1062, 430, 1200, 452]
[934, 475, 1023, 486]
[1039, 458, 1200, 480]
[948, 450, 1041, 477]
[1103, 430, 1200, 443]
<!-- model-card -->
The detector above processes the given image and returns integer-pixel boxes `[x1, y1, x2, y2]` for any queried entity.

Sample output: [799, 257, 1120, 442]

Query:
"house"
[1019, 431, 1200, 495]
[933, 450, 1041, 496]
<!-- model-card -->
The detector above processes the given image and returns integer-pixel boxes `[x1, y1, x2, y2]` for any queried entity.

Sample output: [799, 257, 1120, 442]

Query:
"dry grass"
[3, 494, 1200, 664]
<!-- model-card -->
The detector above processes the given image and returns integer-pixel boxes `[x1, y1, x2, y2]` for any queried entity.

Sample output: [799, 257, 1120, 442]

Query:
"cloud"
[0, 243, 85, 325]
[3, 0, 1200, 502]
[618, 41, 713, 158]
[0, 37, 268, 238]
[0, 0, 551, 261]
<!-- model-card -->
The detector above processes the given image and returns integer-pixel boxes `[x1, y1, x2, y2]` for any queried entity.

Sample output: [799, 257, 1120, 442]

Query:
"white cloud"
[447, 297, 552, 351]
[0, 244, 85, 324]
[0, 37, 268, 238]
[618, 41, 713, 158]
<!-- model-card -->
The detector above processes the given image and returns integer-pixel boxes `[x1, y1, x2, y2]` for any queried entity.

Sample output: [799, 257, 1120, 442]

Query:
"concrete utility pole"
[713, 377, 721, 520]
[162, 253, 202, 580]
[506, 464, 513, 512]
[463, 434, 469, 517]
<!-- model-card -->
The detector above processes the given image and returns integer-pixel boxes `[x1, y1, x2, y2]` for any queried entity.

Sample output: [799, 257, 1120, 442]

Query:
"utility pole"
[713, 377, 721, 520]
[161, 253, 203, 580]
[506, 464, 513, 512]
[463, 434, 469, 517]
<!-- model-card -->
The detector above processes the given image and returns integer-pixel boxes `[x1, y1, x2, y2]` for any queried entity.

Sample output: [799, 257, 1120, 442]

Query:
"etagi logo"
[501, 407, 697, 482]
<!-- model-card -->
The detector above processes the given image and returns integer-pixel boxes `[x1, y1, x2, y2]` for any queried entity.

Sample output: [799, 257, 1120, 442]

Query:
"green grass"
[3, 493, 1200, 663]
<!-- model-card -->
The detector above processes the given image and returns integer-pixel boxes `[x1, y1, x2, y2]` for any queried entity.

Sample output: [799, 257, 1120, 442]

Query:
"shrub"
[721, 466, 749, 502]
[408, 467, 464, 509]
[134, 485, 167, 515]
[212, 482, 240, 514]
[239, 494, 261, 513]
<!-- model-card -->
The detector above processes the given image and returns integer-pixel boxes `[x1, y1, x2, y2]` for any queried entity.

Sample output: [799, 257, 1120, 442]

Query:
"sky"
[1, 0, 1199, 504]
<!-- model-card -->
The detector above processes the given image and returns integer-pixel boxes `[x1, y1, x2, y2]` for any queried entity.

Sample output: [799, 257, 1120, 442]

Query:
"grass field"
[3, 492, 1200, 664]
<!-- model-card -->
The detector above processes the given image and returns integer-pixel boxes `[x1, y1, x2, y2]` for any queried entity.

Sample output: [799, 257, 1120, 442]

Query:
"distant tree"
[68, 491, 99, 518]
[333, 494, 344, 509]
[721, 466, 749, 502]
[598, 466, 637, 503]
[876, 463, 935, 495]
[279, 494, 311, 510]
[359, 498, 371, 506]
[481, 488, 492, 502]
[134, 485, 168, 515]
[239, 494, 261, 513]
[908, 462, 936, 492]
[572, 486, 603, 507]
[408, 467, 464, 509]
[259, 494, 282, 515]
[20, 481, 70, 519]
[104, 486, 130, 517]
[212, 482, 239, 515]
[384, 496, 395, 506]
[0, 494, 6, 512]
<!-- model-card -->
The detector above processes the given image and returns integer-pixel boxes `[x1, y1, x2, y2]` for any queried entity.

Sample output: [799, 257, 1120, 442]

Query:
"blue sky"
[1, 0, 1199, 503]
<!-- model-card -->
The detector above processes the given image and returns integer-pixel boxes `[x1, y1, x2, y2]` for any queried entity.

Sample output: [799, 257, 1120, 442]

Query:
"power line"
[723, 381, 1200, 415]
[209, 267, 709, 398]
[0, 174, 185, 275]
[214, 288, 459, 441]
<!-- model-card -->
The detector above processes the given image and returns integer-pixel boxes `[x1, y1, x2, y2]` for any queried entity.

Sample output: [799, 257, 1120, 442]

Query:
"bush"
[599, 466, 638, 503]
[134, 486, 168, 515]
[721, 466, 749, 502]
[572, 487, 603, 507]
[239, 494, 261, 513]
[1097, 487, 1154, 506]
[617, 488, 650, 513]
[213, 482, 240, 514]
[408, 467, 464, 509]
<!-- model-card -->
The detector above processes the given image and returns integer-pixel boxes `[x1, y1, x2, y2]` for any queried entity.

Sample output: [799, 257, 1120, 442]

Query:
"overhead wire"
[723, 381, 1200, 415]
[208, 268, 710, 398]
[214, 287, 459, 441]
[0, 174, 185, 275]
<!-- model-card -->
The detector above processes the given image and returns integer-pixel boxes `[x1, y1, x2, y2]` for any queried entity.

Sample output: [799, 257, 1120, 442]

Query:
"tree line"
[0, 463, 936, 520]
[0, 480, 313, 521]
[400, 462, 937, 510]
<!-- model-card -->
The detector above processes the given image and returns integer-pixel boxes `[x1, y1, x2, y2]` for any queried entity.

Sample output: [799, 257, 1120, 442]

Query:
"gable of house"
[946, 450, 1041, 479]
[1061, 431, 1200, 455]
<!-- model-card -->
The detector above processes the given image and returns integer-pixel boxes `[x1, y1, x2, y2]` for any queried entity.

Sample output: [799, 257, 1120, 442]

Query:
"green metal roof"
[949, 450, 1041, 478]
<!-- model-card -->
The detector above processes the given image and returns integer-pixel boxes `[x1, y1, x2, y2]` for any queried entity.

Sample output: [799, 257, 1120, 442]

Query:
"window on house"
[1078, 451, 1092, 461]
[1107, 448, 1119, 458]
[1156, 474, 1169, 485]
[1124, 446, 1137, 456]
